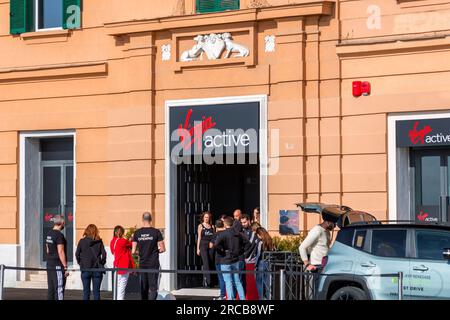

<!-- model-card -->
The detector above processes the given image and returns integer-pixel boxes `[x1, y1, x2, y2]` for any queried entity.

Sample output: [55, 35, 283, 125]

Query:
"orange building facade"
[1, 0, 450, 290]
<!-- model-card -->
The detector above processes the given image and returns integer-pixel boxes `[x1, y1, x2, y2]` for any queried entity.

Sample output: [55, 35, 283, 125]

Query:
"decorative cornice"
[336, 33, 450, 58]
[0, 61, 107, 82]
[104, 2, 335, 36]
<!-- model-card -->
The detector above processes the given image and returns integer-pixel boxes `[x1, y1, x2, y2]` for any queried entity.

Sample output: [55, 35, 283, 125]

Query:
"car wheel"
[330, 286, 368, 300]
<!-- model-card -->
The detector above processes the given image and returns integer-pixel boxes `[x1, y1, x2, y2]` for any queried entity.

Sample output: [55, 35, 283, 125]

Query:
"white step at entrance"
[14, 271, 83, 290]
[15, 272, 48, 289]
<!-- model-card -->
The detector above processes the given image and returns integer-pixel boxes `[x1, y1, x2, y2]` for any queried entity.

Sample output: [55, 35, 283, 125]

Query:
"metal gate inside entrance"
[410, 148, 450, 223]
[176, 159, 260, 289]
[40, 138, 74, 265]
[168, 99, 263, 289]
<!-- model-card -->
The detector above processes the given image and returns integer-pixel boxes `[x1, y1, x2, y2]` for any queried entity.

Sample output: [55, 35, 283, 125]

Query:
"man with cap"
[45, 215, 68, 300]
[132, 212, 166, 300]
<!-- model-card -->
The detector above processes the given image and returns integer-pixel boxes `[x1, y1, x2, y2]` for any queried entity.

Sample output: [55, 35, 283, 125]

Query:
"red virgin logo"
[417, 211, 429, 221]
[44, 212, 53, 222]
[177, 108, 216, 151]
[409, 121, 432, 145]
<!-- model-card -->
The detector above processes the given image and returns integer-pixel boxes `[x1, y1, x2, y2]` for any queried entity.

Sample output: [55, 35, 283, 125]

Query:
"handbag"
[90, 242, 106, 274]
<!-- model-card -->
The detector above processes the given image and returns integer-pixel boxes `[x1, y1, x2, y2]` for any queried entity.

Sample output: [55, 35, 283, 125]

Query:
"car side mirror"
[443, 248, 450, 260]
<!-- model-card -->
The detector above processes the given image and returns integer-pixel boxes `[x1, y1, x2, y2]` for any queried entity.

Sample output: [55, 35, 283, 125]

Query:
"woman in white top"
[299, 219, 335, 272]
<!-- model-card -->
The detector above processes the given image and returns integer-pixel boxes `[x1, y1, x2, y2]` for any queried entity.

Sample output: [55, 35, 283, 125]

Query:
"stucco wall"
[1, 0, 450, 251]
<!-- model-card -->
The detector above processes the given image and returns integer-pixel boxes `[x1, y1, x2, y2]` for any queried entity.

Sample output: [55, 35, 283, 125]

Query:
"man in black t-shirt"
[132, 212, 165, 300]
[45, 215, 68, 300]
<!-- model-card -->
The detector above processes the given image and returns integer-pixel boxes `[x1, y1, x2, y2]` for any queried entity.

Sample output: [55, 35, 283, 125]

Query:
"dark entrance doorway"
[40, 138, 74, 265]
[168, 100, 262, 290]
[176, 159, 260, 289]
[410, 148, 450, 223]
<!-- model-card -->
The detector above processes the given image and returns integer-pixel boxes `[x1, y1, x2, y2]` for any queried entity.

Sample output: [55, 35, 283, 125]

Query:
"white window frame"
[35, 0, 64, 32]
[388, 110, 450, 222]
[162, 94, 268, 291]
[19, 130, 76, 281]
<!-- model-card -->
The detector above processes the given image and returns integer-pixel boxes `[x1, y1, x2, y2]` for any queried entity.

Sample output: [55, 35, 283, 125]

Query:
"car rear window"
[371, 230, 407, 258]
[336, 229, 353, 246]
[416, 230, 450, 260]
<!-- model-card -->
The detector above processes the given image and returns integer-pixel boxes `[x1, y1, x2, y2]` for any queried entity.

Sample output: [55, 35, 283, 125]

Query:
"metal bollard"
[113, 270, 119, 300]
[398, 271, 403, 301]
[0, 264, 5, 301]
[111, 270, 116, 301]
[280, 269, 286, 300]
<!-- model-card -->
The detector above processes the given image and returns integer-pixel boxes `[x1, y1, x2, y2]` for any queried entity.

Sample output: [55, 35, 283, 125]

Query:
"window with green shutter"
[196, 0, 240, 13]
[10, 0, 34, 34]
[37, 0, 63, 30]
[10, 0, 81, 35]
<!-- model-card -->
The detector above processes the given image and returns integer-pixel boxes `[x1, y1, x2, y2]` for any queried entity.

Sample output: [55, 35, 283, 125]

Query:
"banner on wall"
[279, 210, 299, 235]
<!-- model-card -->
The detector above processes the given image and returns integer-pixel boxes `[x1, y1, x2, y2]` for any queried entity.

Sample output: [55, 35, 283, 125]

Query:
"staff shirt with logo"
[46, 229, 67, 265]
[132, 227, 163, 267]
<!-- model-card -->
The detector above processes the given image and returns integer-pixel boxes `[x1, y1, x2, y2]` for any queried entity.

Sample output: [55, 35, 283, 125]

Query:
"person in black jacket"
[75, 224, 107, 300]
[214, 216, 251, 300]
[209, 219, 227, 300]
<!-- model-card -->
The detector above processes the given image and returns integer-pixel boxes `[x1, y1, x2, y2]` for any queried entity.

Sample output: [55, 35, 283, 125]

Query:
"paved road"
[2, 288, 212, 300]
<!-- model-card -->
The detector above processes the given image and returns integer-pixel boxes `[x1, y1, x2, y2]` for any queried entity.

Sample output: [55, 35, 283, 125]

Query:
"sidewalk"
[2, 288, 214, 300]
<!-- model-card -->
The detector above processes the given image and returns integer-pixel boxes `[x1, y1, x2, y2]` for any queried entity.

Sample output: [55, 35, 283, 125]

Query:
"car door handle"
[360, 262, 376, 268]
[413, 265, 429, 272]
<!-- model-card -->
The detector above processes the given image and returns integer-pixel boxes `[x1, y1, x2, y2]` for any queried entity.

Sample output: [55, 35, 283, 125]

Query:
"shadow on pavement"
[3, 289, 212, 300]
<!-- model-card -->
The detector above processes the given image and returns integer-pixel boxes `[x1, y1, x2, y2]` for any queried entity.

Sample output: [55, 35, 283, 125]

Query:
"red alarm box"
[352, 81, 362, 97]
[361, 81, 371, 96]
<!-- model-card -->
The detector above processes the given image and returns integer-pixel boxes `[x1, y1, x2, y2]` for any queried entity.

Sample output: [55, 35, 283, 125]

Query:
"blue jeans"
[216, 264, 226, 298]
[221, 262, 245, 301]
[81, 271, 103, 300]
[256, 260, 268, 300]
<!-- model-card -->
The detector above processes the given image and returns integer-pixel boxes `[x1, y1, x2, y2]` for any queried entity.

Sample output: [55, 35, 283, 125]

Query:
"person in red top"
[110, 225, 135, 300]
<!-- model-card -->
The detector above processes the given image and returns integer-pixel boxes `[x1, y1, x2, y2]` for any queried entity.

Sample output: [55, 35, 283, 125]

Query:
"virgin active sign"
[396, 118, 450, 147]
[169, 102, 260, 163]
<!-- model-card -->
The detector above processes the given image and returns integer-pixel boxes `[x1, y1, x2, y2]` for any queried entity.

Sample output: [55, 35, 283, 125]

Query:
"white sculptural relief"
[180, 33, 249, 62]
[264, 35, 275, 53]
[223, 32, 249, 58]
[162, 44, 171, 61]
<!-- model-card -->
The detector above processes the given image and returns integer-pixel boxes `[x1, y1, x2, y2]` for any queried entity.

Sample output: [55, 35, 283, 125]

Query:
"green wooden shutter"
[197, 0, 216, 13]
[220, 0, 240, 11]
[10, 0, 33, 35]
[63, 0, 81, 29]
[196, 0, 239, 13]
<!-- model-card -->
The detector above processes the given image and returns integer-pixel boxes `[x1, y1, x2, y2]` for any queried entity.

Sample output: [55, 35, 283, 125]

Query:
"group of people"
[196, 207, 274, 300]
[44, 206, 333, 301]
[45, 212, 165, 300]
